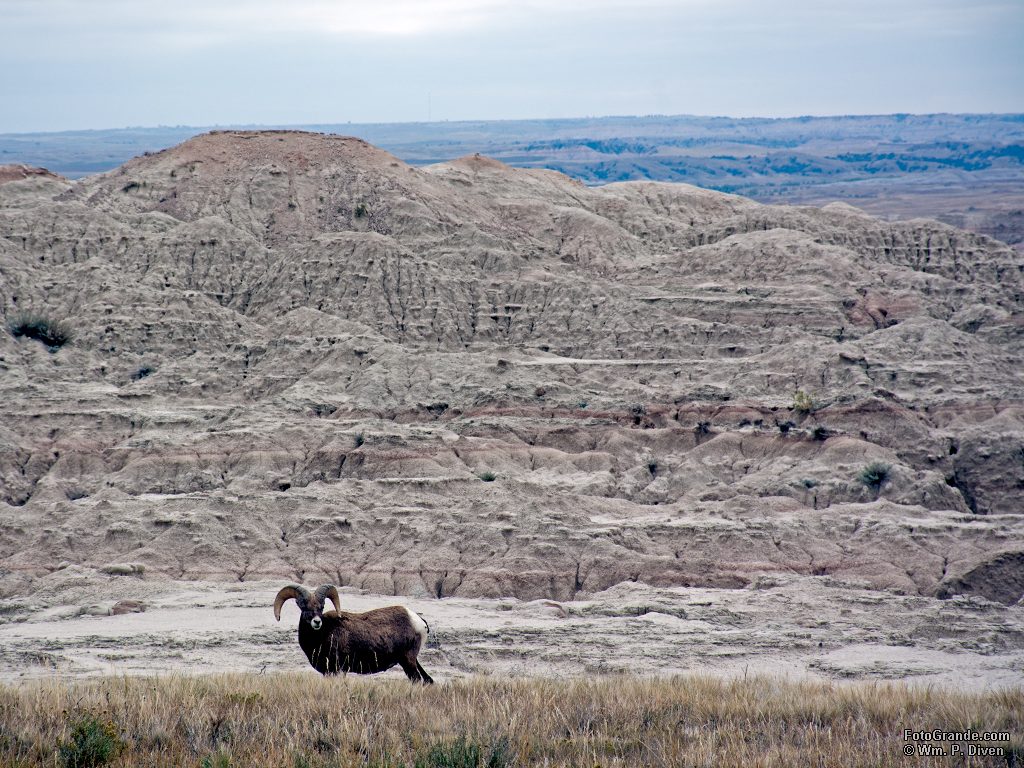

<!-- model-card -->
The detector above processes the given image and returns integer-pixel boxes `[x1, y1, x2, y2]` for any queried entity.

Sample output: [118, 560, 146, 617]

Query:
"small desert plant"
[777, 420, 795, 435]
[354, 433, 365, 448]
[858, 461, 891, 490]
[354, 202, 368, 218]
[811, 425, 830, 441]
[130, 365, 155, 381]
[576, 399, 588, 409]
[414, 736, 511, 768]
[478, 471, 497, 482]
[7, 312, 73, 350]
[57, 715, 122, 768]
[694, 420, 712, 436]
[792, 390, 814, 413]
[200, 753, 232, 768]
[647, 460, 658, 476]
[801, 478, 818, 489]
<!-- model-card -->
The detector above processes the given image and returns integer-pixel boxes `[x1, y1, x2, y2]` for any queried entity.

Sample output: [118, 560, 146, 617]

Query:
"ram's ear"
[273, 585, 311, 621]
[315, 584, 342, 614]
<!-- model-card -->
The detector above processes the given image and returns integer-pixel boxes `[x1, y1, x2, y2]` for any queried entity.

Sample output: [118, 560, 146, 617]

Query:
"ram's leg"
[415, 660, 434, 685]
[398, 657, 423, 682]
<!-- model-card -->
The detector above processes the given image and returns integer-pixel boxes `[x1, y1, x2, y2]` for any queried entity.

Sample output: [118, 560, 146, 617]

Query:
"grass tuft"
[414, 735, 511, 768]
[130, 365, 155, 381]
[7, 312, 73, 350]
[859, 461, 891, 490]
[57, 714, 122, 768]
[478, 471, 497, 482]
[200, 752, 232, 768]
[792, 389, 815, 413]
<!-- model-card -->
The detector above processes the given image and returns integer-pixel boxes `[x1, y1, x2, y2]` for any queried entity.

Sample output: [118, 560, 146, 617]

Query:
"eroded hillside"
[1, 130, 1022, 608]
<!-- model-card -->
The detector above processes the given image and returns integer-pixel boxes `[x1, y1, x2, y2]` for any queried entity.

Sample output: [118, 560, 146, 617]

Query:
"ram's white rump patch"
[405, 607, 428, 645]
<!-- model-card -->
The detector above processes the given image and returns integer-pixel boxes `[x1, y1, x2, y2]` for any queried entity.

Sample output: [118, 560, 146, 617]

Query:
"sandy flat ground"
[1, 577, 1020, 691]
[3, 130, 1023, 707]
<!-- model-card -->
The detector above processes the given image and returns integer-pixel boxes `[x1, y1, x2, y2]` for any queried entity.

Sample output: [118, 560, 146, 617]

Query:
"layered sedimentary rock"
[1, 131, 1021, 608]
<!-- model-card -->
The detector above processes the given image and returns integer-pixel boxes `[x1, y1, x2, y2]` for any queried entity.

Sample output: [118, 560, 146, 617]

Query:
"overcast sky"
[1, 0, 1022, 133]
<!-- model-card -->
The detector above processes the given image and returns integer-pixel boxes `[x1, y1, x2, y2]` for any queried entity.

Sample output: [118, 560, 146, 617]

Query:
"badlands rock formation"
[1, 130, 1022, 615]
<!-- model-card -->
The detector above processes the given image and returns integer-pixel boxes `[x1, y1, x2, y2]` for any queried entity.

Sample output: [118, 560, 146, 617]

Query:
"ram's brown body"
[274, 584, 433, 684]
[298, 606, 426, 677]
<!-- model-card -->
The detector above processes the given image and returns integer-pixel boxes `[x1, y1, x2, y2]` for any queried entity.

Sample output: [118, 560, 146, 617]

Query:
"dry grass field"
[0, 673, 1019, 767]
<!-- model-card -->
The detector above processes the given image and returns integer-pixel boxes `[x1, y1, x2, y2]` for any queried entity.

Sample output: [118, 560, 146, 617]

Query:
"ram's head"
[273, 584, 342, 631]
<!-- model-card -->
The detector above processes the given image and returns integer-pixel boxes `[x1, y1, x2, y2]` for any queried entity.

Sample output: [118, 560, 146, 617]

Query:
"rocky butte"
[0, 130, 1021, 682]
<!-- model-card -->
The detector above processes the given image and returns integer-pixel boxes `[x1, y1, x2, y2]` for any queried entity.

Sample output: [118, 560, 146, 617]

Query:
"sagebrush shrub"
[7, 312, 73, 350]
[414, 736, 511, 768]
[858, 461, 891, 489]
[793, 390, 814, 413]
[57, 715, 122, 768]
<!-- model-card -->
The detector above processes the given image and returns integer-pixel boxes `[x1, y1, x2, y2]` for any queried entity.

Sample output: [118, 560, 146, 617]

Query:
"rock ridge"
[1, 130, 1022, 607]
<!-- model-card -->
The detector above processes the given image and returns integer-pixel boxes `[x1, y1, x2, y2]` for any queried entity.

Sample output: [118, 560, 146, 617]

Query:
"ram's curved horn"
[315, 584, 342, 614]
[273, 584, 312, 621]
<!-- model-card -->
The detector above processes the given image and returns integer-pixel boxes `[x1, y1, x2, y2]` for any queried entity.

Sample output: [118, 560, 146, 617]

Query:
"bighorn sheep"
[273, 584, 434, 684]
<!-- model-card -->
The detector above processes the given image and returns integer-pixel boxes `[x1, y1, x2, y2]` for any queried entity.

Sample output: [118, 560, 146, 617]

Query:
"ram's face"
[302, 607, 324, 631]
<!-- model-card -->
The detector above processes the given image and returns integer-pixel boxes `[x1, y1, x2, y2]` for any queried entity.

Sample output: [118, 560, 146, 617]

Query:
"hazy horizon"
[2, 0, 1022, 134]
[5, 110, 1024, 138]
